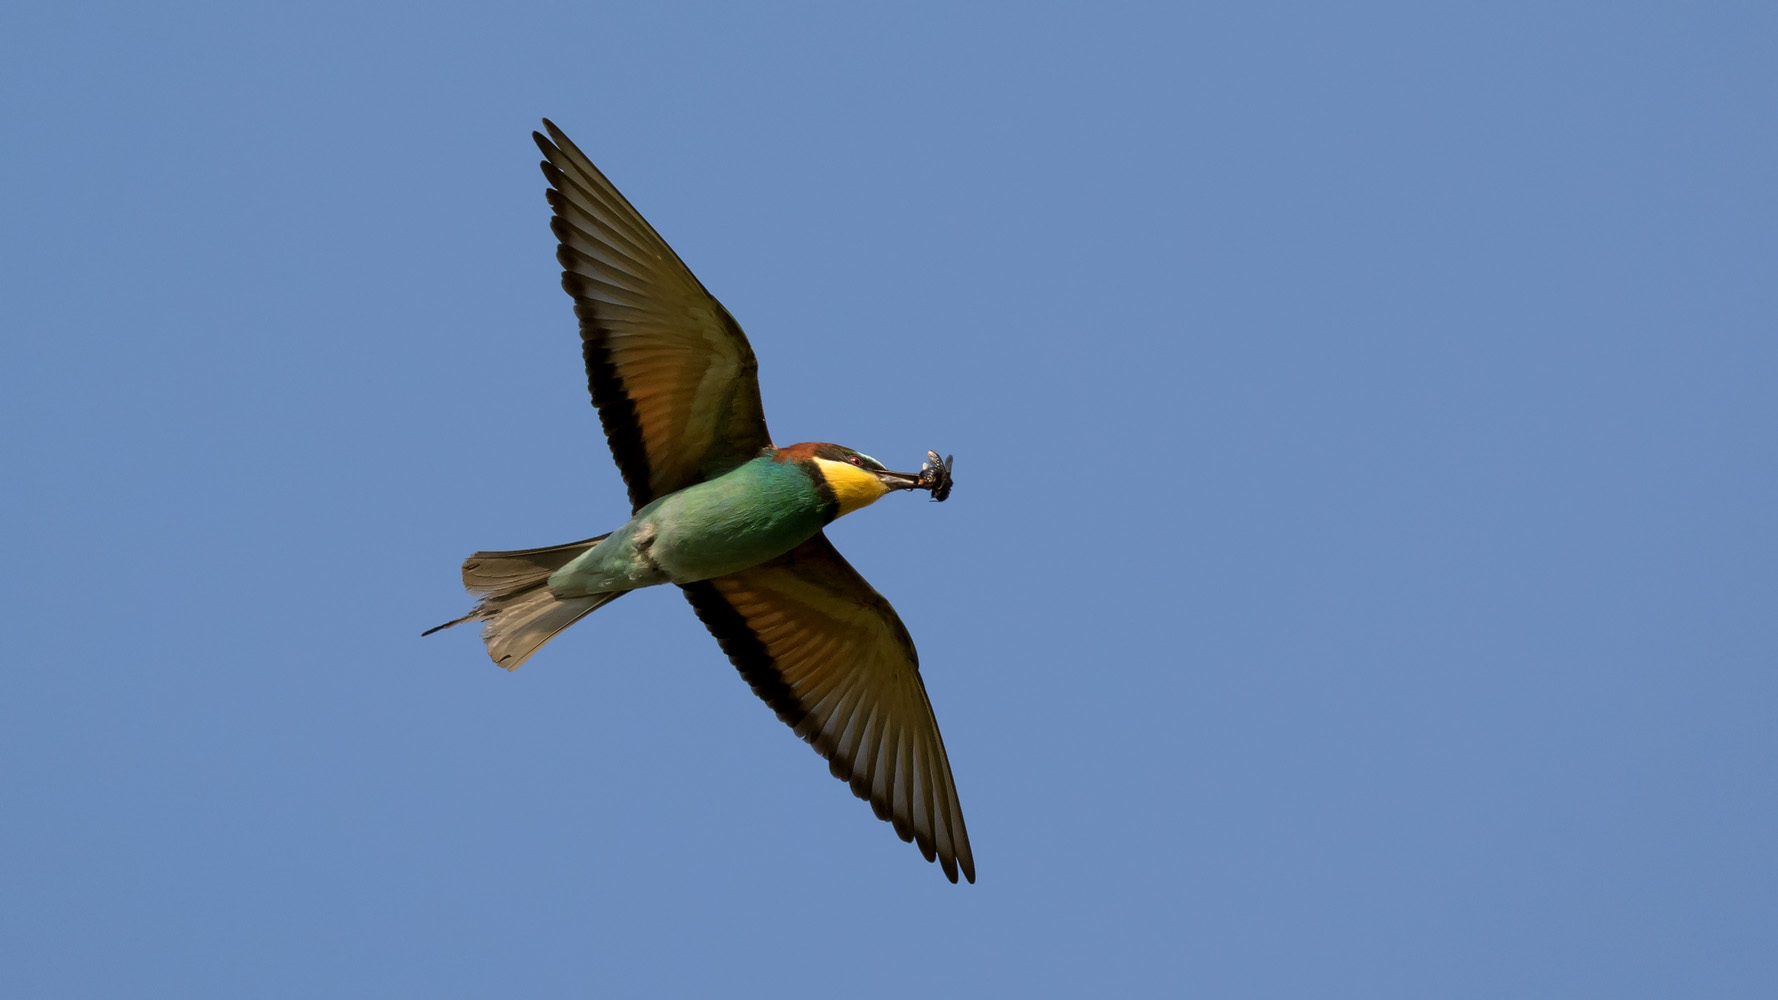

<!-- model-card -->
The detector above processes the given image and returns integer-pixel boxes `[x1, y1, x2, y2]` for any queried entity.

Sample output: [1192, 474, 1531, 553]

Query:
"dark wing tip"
[539, 118, 574, 152]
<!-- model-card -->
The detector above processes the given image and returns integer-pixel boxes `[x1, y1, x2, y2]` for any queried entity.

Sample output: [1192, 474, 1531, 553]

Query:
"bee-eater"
[428, 120, 974, 883]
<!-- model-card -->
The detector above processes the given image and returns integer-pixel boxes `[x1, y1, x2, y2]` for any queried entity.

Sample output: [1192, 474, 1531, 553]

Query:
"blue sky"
[4, 1, 1775, 996]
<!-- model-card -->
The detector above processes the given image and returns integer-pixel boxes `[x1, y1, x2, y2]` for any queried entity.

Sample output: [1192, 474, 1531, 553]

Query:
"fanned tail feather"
[424, 534, 623, 670]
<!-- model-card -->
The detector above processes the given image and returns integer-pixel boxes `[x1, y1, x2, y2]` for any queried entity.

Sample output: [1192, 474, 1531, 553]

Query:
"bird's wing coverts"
[536, 120, 772, 510]
[680, 534, 975, 883]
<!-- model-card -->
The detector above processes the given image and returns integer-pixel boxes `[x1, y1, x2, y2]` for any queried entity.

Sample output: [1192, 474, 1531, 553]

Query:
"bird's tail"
[423, 534, 624, 671]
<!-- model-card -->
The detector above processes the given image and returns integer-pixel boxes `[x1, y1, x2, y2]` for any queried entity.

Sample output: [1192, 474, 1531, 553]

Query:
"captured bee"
[920, 450, 955, 502]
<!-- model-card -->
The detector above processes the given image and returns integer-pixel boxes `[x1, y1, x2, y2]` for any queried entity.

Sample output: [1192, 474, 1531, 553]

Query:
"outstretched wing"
[536, 120, 772, 510]
[680, 534, 975, 883]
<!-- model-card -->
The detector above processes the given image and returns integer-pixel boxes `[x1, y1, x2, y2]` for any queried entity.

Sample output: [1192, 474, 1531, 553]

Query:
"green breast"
[643, 456, 831, 582]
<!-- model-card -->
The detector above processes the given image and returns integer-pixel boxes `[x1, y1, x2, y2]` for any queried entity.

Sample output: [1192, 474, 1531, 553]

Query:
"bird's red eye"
[849, 455, 865, 467]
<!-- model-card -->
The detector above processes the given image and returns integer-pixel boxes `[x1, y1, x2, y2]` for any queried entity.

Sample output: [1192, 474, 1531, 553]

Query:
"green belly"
[548, 456, 829, 595]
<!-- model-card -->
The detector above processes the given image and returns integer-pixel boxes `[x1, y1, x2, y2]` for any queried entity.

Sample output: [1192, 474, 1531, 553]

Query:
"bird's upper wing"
[536, 120, 772, 510]
[680, 533, 975, 883]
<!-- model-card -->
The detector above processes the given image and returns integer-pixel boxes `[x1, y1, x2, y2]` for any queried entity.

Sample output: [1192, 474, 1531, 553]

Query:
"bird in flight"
[428, 120, 974, 883]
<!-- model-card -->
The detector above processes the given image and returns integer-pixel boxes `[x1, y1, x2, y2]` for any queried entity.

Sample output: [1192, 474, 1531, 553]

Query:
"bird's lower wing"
[680, 533, 974, 883]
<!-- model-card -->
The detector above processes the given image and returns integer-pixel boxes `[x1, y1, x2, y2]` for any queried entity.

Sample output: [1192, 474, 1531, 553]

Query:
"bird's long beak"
[874, 468, 925, 491]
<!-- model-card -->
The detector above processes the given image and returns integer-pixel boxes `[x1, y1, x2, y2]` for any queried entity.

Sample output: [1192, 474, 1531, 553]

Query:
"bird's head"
[775, 442, 928, 518]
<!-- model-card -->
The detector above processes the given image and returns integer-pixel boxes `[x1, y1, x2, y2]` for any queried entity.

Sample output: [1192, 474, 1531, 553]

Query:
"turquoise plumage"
[552, 453, 834, 595]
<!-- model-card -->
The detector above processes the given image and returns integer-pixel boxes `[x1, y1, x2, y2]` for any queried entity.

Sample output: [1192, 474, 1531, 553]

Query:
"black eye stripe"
[809, 443, 885, 470]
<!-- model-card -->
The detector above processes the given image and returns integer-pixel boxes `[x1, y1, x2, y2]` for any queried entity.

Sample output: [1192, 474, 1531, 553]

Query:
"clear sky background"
[4, 2, 1774, 996]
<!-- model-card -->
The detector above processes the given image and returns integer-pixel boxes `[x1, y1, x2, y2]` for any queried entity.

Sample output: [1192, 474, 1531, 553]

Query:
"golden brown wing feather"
[680, 534, 975, 883]
[535, 120, 772, 510]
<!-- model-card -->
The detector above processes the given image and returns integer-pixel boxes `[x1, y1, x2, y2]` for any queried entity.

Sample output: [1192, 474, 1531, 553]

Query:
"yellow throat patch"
[812, 458, 891, 518]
